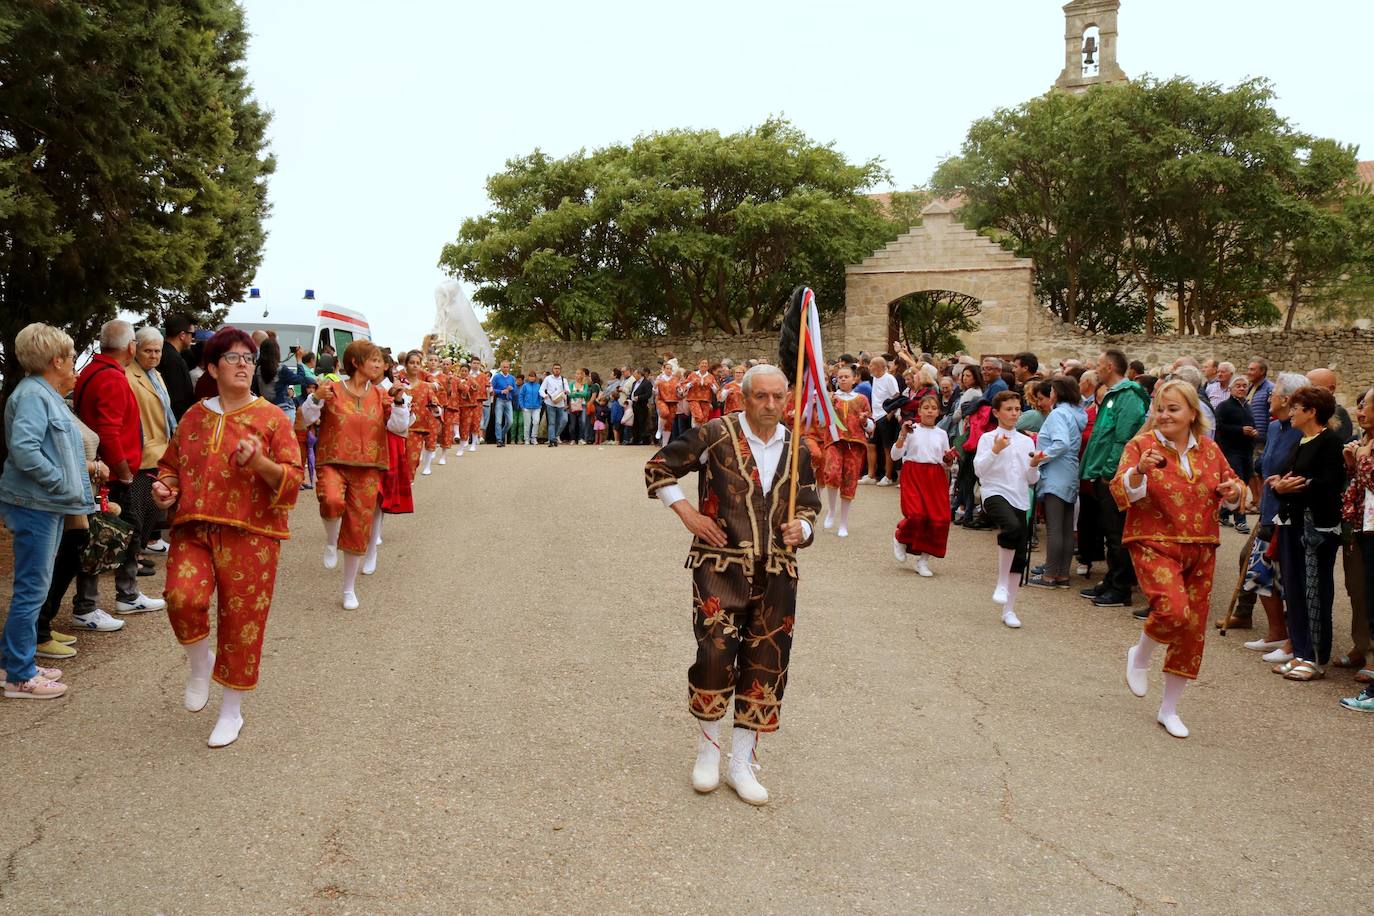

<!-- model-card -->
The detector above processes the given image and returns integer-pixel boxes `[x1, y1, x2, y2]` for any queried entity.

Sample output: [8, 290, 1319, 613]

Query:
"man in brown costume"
[644, 364, 821, 805]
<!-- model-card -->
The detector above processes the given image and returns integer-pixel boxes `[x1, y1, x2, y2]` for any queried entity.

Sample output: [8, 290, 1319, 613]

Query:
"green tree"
[440, 119, 901, 341]
[891, 290, 980, 355]
[0, 0, 273, 398]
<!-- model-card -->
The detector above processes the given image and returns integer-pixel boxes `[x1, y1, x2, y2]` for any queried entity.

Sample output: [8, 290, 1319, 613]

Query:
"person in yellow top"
[1111, 380, 1244, 739]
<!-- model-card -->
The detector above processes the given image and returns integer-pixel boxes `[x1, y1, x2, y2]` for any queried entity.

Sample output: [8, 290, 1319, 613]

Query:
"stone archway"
[844, 201, 1043, 358]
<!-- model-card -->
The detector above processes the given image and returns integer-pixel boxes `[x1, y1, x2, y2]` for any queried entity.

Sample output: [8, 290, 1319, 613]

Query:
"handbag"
[622, 402, 635, 426]
[81, 510, 136, 575]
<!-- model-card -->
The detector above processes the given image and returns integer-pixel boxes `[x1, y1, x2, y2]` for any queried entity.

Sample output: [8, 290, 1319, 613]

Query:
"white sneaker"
[992, 585, 1008, 605]
[323, 544, 338, 570]
[421, 467, 432, 476]
[1262, 647, 1294, 663]
[1001, 608, 1022, 629]
[914, 557, 933, 578]
[1157, 713, 1189, 739]
[142, 539, 170, 555]
[875, 478, 894, 488]
[72, 609, 125, 632]
[1243, 638, 1287, 651]
[893, 538, 907, 563]
[1126, 645, 1148, 697]
[342, 591, 359, 611]
[208, 714, 244, 748]
[115, 593, 166, 614]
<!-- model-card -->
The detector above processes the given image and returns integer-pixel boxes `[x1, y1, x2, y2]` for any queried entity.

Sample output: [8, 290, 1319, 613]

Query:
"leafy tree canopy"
[440, 119, 910, 341]
[931, 77, 1372, 335]
[0, 0, 274, 395]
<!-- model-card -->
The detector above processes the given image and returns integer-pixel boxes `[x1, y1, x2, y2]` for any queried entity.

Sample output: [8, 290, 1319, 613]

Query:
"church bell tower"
[1054, 0, 1128, 93]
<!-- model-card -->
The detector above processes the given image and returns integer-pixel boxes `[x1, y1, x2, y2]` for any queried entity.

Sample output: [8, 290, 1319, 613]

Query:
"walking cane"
[1218, 487, 1253, 638]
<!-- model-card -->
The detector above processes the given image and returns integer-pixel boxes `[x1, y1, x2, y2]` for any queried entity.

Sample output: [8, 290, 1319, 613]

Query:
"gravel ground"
[0, 442, 1366, 914]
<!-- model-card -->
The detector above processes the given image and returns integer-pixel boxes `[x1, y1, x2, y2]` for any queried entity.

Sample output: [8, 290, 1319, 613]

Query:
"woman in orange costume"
[449, 364, 479, 455]
[654, 366, 681, 444]
[299, 340, 410, 611]
[152, 328, 303, 748]
[1112, 379, 1244, 739]
[721, 365, 746, 415]
[685, 359, 718, 427]
[821, 366, 873, 538]
[401, 350, 441, 477]
[428, 356, 453, 465]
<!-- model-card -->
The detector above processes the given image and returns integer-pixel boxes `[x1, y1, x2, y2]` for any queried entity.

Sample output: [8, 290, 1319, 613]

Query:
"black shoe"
[1093, 592, 1129, 608]
[137, 566, 155, 577]
[1131, 607, 1151, 620]
[1234, 519, 1250, 534]
[1080, 585, 1103, 599]
[497, 442, 505, 448]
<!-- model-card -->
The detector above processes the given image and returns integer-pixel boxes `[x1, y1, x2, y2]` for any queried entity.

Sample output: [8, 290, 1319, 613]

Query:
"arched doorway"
[888, 290, 982, 355]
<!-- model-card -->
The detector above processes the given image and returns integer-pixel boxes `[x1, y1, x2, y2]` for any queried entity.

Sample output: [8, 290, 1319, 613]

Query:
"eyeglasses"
[219, 352, 258, 365]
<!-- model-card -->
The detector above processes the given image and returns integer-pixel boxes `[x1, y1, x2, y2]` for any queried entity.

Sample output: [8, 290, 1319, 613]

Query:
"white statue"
[432, 279, 494, 363]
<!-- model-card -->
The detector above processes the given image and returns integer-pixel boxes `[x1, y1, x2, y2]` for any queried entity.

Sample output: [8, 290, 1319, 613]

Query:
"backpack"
[962, 403, 993, 454]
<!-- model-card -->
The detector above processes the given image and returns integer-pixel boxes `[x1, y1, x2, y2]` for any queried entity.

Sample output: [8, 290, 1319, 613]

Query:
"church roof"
[1357, 161, 1374, 191]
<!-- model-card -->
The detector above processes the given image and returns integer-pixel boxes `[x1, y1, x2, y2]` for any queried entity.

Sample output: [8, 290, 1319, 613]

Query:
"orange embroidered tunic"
[156, 398, 303, 539]
[685, 370, 717, 404]
[451, 376, 478, 407]
[721, 382, 744, 414]
[1110, 431, 1239, 546]
[655, 377, 680, 415]
[406, 379, 441, 435]
[832, 394, 872, 445]
[314, 380, 390, 470]
[473, 371, 491, 402]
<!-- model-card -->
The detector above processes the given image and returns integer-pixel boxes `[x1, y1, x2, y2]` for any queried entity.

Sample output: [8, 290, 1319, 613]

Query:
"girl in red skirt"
[892, 395, 958, 577]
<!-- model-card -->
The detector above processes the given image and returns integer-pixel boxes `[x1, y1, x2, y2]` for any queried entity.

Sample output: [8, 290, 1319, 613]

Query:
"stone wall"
[1027, 310, 1374, 402]
[516, 317, 848, 379]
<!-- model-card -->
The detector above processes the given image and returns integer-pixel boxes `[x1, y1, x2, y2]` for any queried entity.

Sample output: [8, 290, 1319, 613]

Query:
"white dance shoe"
[323, 544, 338, 570]
[208, 714, 244, 748]
[184, 652, 215, 712]
[1001, 608, 1021, 629]
[823, 513, 835, 530]
[342, 591, 359, 611]
[914, 557, 933, 578]
[893, 538, 907, 563]
[1157, 713, 1189, 739]
[1126, 645, 1148, 697]
[836, 526, 849, 538]
[692, 728, 721, 793]
[724, 758, 768, 806]
[992, 585, 1008, 605]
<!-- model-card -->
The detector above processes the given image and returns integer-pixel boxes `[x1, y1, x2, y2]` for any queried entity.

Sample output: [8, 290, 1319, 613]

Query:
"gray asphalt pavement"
[1, 442, 1366, 914]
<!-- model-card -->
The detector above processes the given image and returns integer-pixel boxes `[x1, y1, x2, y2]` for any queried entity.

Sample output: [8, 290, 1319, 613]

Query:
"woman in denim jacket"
[1, 323, 99, 700]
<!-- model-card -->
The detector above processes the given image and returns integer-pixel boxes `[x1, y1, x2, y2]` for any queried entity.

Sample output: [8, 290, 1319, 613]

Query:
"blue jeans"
[1, 502, 64, 683]
[493, 400, 513, 443]
[480, 402, 492, 441]
[545, 405, 567, 442]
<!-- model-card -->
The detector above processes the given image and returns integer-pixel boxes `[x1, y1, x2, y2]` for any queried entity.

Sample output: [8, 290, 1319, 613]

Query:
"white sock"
[730, 726, 757, 773]
[824, 488, 838, 524]
[421, 449, 435, 474]
[838, 498, 852, 536]
[185, 639, 213, 681]
[323, 516, 342, 548]
[1134, 632, 1161, 669]
[698, 720, 720, 759]
[996, 547, 1015, 592]
[1002, 577, 1021, 613]
[1159, 673, 1186, 719]
[208, 688, 245, 746]
[362, 512, 384, 575]
[342, 553, 361, 597]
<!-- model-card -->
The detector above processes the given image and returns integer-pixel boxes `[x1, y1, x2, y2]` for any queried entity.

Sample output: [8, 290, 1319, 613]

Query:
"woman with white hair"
[0, 323, 98, 699]
[127, 326, 176, 553]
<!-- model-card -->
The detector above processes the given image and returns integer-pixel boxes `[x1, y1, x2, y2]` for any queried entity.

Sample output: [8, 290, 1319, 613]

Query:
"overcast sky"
[238, 0, 1374, 350]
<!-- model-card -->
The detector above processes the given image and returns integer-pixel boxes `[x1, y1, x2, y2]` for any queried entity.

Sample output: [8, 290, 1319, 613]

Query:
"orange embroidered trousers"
[316, 464, 381, 554]
[1129, 540, 1218, 679]
[165, 522, 280, 690]
[458, 405, 481, 440]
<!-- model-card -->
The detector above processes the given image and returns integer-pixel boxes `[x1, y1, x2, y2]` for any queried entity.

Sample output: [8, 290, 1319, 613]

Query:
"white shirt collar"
[1152, 429, 1198, 453]
[738, 414, 785, 448]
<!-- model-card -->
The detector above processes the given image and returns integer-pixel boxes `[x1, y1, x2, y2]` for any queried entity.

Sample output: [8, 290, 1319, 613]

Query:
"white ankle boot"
[723, 727, 769, 805]
[692, 722, 721, 792]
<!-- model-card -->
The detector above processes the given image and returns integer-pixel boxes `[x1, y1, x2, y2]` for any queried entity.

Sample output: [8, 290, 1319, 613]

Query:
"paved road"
[1, 443, 1365, 914]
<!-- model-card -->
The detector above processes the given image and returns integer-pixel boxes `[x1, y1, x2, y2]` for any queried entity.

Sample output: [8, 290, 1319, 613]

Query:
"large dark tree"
[932, 77, 1371, 335]
[0, 0, 274, 401]
[440, 119, 904, 341]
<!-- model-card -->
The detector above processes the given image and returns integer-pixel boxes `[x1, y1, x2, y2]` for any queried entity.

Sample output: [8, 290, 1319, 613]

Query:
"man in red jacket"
[71, 319, 166, 624]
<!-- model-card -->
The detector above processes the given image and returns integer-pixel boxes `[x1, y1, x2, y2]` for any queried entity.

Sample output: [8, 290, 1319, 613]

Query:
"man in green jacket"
[1080, 348, 1151, 608]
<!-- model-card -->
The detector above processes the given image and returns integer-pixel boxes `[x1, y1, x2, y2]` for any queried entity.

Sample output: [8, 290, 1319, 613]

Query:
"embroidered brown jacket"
[645, 414, 820, 578]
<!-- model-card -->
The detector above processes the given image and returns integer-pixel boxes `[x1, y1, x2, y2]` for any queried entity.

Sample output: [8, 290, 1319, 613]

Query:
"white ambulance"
[222, 289, 371, 360]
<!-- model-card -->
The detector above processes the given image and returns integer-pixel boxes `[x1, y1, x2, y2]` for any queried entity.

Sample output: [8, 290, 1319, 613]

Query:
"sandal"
[1283, 661, 1325, 682]
[1272, 658, 1301, 675]
[1355, 669, 1374, 684]
[1334, 654, 1367, 670]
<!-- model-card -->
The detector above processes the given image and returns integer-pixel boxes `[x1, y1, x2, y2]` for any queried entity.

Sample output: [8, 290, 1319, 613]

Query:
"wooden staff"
[786, 297, 810, 523]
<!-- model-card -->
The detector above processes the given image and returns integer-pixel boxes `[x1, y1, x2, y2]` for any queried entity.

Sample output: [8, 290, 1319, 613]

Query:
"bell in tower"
[1054, 0, 1128, 93]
